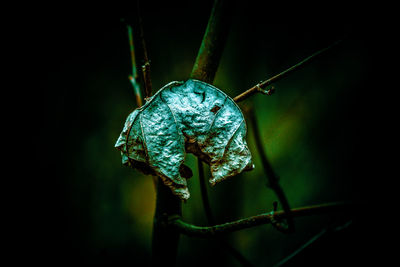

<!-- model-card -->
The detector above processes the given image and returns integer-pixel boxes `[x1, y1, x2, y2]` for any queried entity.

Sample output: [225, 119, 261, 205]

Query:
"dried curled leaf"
[115, 79, 254, 200]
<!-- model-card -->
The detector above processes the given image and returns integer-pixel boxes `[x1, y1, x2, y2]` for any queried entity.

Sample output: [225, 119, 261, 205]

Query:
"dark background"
[18, 1, 382, 266]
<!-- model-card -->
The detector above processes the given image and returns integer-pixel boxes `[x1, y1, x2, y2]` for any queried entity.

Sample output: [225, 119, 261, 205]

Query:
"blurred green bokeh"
[35, 1, 370, 265]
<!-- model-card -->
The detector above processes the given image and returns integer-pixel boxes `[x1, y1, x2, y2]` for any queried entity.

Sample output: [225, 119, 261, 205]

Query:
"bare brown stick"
[137, 0, 153, 98]
[247, 106, 294, 233]
[170, 202, 350, 237]
[233, 40, 342, 103]
[142, 63, 152, 98]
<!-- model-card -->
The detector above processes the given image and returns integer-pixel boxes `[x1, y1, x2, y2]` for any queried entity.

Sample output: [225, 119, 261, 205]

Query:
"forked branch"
[169, 202, 350, 237]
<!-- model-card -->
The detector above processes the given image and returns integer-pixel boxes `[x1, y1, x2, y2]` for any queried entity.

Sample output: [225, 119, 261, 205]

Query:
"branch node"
[266, 86, 275, 96]
[270, 202, 290, 233]
[272, 201, 278, 212]
[142, 61, 153, 98]
[168, 214, 181, 224]
[234, 40, 342, 103]
[257, 84, 275, 96]
[255, 83, 263, 93]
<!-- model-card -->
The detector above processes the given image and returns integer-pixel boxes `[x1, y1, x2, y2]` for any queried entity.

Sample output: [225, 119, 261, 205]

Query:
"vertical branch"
[190, 0, 234, 227]
[190, 0, 254, 266]
[131, 2, 157, 189]
[137, 0, 153, 98]
[142, 63, 152, 98]
[190, 0, 234, 226]
[133, 2, 172, 266]
[152, 179, 182, 266]
[190, 0, 234, 83]
[126, 24, 143, 107]
[152, 0, 235, 264]
[127, 7, 159, 265]
[198, 159, 215, 224]
[247, 106, 295, 233]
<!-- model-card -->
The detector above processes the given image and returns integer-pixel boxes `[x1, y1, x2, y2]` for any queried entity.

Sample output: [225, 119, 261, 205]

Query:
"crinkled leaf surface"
[115, 79, 254, 200]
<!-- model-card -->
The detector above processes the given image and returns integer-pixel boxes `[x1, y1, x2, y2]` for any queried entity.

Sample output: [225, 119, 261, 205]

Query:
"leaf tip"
[173, 186, 190, 201]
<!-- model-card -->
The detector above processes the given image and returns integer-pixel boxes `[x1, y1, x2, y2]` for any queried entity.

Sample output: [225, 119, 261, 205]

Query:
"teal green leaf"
[115, 79, 254, 200]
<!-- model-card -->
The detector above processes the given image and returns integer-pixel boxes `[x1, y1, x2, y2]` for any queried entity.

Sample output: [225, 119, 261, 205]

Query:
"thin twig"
[136, 0, 153, 98]
[233, 40, 342, 103]
[126, 24, 143, 107]
[274, 228, 327, 266]
[170, 202, 350, 237]
[246, 106, 295, 233]
[273, 220, 353, 266]
[142, 63, 152, 98]
[126, 6, 157, 189]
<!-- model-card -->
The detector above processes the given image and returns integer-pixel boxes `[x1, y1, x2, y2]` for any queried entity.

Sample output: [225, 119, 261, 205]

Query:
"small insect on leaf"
[115, 79, 254, 200]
